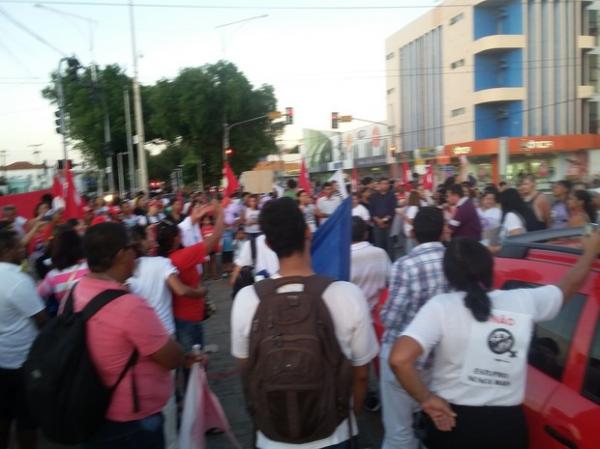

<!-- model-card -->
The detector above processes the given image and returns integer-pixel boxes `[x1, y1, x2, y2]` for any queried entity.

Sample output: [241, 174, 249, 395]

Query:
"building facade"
[386, 0, 600, 186]
[0, 161, 54, 194]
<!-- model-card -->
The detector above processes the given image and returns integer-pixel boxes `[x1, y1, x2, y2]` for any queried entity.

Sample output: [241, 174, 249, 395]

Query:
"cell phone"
[584, 223, 600, 236]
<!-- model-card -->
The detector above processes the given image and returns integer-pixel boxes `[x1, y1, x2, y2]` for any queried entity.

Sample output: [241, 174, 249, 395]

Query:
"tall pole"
[222, 122, 230, 164]
[124, 88, 136, 192]
[129, 0, 148, 192]
[56, 58, 69, 166]
[117, 152, 126, 198]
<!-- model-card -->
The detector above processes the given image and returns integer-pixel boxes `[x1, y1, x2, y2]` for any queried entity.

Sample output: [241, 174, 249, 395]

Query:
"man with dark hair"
[75, 222, 200, 448]
[284, 178, 298, 199]
[368, 177, 397, 259]
[551, 180, 572, 230]
[379, 207, 449, 449]
[316, 181, 341, 225]
[232, 198, 378, 449]
[0, 230, 46, 449]
[447, 183, 482, 241]
[2, 205, 26, 238]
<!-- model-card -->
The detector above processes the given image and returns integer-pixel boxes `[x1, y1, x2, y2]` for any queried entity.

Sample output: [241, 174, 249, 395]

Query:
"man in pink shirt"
[75, 222, 201, 449]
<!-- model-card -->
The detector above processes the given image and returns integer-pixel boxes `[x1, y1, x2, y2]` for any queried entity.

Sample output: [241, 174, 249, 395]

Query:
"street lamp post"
[117, 152, 127, 198]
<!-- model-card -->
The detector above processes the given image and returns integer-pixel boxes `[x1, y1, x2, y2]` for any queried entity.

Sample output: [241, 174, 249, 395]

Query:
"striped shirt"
[37, 262, 89, 304]
[380, 242, 448, 346]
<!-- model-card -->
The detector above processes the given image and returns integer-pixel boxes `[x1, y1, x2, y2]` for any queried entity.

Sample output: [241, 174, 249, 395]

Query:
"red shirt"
[72, 276, 171, 422]
[169, 242, 206, 321]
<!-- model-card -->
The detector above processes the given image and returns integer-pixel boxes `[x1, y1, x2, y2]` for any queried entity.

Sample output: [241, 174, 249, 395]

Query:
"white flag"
[328, 169, 348, 199]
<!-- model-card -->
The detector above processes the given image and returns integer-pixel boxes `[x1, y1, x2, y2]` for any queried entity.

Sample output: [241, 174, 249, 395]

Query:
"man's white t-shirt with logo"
[128, 256, 178, 335]
[403, 285, 562, 406]
[234, 234, 279, 280]
[231, 278, 379, 449]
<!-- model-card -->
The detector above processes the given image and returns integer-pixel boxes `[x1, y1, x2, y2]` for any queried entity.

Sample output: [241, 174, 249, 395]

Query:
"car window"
[501, 280, 586, 381]
[583, 320, 600, 405]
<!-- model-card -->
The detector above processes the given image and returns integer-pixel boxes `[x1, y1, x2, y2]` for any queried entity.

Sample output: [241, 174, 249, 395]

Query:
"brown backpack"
[244, 275, 354, 444]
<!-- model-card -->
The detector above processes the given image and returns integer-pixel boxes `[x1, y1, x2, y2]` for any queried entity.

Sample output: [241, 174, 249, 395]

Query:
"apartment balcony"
[473, 35, 526, 55]
[578, 85, 596, 99]
[578, 35, 596, 49]
[474, 87, 526, 105]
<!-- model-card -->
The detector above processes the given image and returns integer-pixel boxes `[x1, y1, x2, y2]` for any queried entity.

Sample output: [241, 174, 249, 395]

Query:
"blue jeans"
[82, 413, 164, 449]
[175, 318, 204, 352]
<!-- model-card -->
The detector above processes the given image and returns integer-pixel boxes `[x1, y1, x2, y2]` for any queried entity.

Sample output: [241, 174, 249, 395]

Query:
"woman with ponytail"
[388, 235, 600, 449]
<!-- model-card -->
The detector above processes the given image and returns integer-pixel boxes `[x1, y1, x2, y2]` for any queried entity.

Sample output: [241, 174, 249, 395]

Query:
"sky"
[0, 0, 434, 165]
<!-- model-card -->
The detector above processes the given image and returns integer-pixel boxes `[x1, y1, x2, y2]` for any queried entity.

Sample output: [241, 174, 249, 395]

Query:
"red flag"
[222, 162, 239, 197]
[402, 162, 413, 191]
[63, 167, 83, 220]
[52, 174, 63, 199]
[351, 167, 359, 193]
[298, 157, 312, 196]
[423, 164, 434, 191]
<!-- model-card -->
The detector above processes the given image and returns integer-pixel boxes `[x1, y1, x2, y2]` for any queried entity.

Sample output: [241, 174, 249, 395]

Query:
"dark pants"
[372, 225, 392, 259]
[0, 367, 37, 430]
[82, 413, 164, 449]
[423, 403, 528, 449]
[175, 318, 204, 352]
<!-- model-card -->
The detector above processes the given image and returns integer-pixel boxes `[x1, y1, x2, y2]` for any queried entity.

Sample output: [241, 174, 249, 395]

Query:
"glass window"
[451, 107, 466, 117]
[583, 320, 600, 405]
[501, 280, 586, 380]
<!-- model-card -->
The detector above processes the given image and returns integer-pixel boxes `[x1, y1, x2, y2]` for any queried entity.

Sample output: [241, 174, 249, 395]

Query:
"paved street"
[40, 277, 383, 449]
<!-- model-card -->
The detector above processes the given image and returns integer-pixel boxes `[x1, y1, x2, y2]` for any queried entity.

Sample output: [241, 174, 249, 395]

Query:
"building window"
[451, 107, 466, 117]
[386, 88, 395, 95]
[386, 52, 395, 60]
[450, 59, 465, 70]
[449, 12, 464, 26]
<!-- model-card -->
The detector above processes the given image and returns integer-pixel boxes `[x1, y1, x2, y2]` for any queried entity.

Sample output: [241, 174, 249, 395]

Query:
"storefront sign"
[520, 140, 554, 151]
[354, 155, 388, 168]
[453, 146, 472, 155]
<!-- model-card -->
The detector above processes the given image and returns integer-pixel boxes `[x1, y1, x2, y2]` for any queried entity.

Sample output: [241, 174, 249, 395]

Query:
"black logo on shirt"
[487, 328, 517, 358]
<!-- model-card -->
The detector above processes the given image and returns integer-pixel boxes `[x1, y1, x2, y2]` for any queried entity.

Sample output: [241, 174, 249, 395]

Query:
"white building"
[0, 162, 54, 194]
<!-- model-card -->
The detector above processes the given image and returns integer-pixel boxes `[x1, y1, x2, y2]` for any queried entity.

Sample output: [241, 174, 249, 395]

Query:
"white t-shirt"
[350, 242, 390, 310]
[178, 216, 204, 248]
[234, 234, 279, 280]
[0, 262, 45, 368]
[244, 208, 261, 234]
[317, 196, 342, 224]
[128, 256, 178, 335]
[478, 207, 502, 231]
[499, 212, 525, 241]
[403, 285, 563, 407]
[403, 205, 419, 238]
[231, 277, 379, 449]
[352, 204, 370, 222]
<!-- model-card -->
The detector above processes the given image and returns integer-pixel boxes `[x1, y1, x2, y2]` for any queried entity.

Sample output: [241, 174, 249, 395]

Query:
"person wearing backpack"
[0, 230, 47, 449]
[231, 197, 379, 449]
[26, 222, 203, 449]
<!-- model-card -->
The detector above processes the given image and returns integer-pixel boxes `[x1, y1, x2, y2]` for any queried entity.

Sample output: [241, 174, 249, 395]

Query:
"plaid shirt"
[381, 242, 448, 346]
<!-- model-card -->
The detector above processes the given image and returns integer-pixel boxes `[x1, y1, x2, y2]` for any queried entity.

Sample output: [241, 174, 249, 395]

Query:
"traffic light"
[225, 147, 234, 158]
[54, 110, 62, 134]
[285, 107, 294, 125]
[331, 112, 339, 129]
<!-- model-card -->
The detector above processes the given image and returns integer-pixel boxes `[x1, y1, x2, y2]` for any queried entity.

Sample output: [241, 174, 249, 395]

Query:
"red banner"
[0, 189, 51, 219]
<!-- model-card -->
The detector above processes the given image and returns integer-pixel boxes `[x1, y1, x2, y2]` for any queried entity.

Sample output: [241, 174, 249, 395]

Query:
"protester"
[37, 225, 88, 314]
[519, 175, 550, 229]
[242, 194, 261, 241]
[402, 191, 421, 253]
[73, 222, 199, 449]
[298, 189, 318, 232]
[166, 198, 185, 224]
[283, 178, 298, 199]
[447, 184, 482, 241]
[477, 190, 502, 246]
[379, 207, 449, 449]
[156, 201, 224, 352]
[201, 215, 219, 280]
[550, 180, 572, 230]
[352, 192, 371, 223]
[230, 232, 279, 284]
[567, 189, 597, 227]
[2, 205, 27, 238]
[0, 230, 47, 449]
[369, 177, 397, 259]
[496, 188, 532, 242]
[316, 182, 342, 225]
[231, 197, 378, 449]
[388, 234, 600, 449]
[178, 199, 205, 248]
[350, 216, 390, 311]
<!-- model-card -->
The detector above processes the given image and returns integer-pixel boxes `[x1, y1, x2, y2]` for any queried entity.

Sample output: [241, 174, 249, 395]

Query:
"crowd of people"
[0, 170, 599, 449]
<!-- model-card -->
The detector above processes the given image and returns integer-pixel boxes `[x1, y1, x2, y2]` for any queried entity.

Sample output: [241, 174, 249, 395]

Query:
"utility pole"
[124, 88, 136, 192]
[117, 152, 127, 198]
[129, 0, 148, 192]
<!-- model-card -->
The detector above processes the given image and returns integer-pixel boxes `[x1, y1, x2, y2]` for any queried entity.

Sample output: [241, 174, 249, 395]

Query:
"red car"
[495, 228, 600, 449]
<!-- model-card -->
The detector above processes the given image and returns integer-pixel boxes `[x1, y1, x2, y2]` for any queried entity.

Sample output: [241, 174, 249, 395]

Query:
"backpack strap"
[253, 275, 334, 301]
[250, 237, 257, 265]
[81, 289, 129, 321]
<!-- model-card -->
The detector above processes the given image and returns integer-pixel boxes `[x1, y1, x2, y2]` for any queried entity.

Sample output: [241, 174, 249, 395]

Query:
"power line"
[0, 0, 582, 10]
[0, 6, 67, 56]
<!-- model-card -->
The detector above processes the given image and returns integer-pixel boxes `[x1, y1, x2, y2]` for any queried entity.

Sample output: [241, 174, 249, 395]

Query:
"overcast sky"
[0, 0, 432, 164]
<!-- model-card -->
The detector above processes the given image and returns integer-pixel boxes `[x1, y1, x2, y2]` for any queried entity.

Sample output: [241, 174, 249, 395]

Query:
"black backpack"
[23, 287, 139, 444]
[232, 237, 257, 299]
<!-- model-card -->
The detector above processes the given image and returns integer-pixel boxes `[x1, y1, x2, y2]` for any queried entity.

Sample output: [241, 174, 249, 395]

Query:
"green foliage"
[43, 60, 280, 185]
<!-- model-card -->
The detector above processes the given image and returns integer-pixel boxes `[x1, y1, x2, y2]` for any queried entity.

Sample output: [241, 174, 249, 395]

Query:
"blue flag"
[311, 196, 352, 281]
